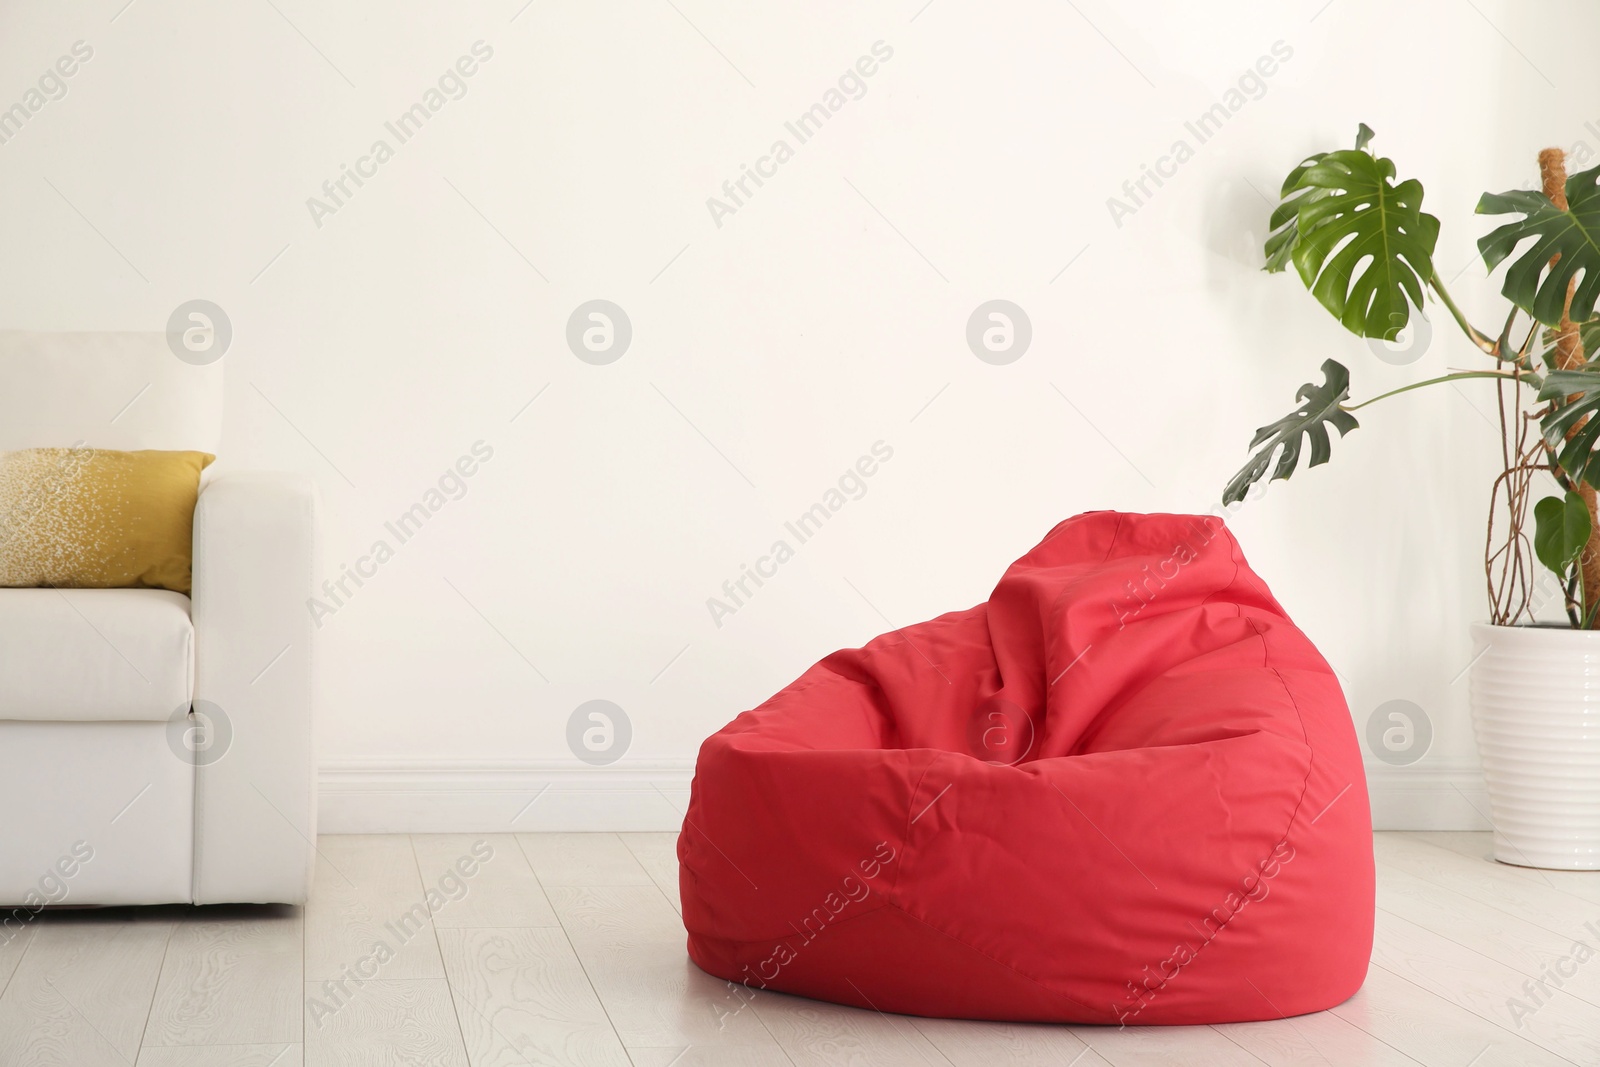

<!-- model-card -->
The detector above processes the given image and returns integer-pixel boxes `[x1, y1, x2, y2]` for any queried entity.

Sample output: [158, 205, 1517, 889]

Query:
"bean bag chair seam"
[1149, 657, 1333, 1017]
[1114, 614, 1317, 1006]
[1268, 664, 1319, 837]
[1098, 510, 1124, 562]
[888, 757, 940, 900]
[1237, 609, 1320, 839]
[1199, 524, 1243, 609]
[1039, 510, 1124, 563]
[1250, 607, 1321, 857]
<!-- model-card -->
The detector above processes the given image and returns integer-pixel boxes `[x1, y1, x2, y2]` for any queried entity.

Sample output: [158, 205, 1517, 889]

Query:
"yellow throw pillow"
[0, 448, 215, 594]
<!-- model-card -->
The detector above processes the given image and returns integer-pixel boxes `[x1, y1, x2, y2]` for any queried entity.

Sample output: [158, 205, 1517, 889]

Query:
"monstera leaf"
[1264, 127, 1440, 341]
[1478, 165, 1600, 327]
[1533, 492, 1592, 579]
[1223, 360, 1359, 505]
[1263, 124, 1373, 274]
[1539, 368, 1600, 488]
[1264, 159, 1332, 274]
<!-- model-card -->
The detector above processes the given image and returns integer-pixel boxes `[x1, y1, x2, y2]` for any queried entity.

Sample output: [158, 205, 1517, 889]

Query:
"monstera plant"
[1227, 125, 1600, 630]
[1233, 126, 1600, 870]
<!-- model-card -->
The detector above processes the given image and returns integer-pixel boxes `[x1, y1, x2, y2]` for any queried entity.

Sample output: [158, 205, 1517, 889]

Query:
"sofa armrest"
[191, 471, 318, 904]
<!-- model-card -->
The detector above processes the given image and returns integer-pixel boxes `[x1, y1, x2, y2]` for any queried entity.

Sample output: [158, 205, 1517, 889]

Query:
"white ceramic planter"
[1468, 622, 1600, 870]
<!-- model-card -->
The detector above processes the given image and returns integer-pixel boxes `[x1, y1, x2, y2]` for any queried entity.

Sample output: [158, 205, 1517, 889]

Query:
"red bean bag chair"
[679, 511, 1372, 1024]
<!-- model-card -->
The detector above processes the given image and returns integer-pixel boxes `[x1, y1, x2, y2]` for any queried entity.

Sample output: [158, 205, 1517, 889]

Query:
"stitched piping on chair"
[1198, 520, 1243, 611]
[1101, 510, 1125, 564]
[1104, 612, 1322, 1026]
[1249, 612, 1323, 860]
[888, 754, 940, 899]
[1269, 664, 1320, 835]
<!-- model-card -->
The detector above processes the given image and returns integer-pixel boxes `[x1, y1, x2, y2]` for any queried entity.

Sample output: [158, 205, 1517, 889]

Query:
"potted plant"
[1227, 124, 1600, 870]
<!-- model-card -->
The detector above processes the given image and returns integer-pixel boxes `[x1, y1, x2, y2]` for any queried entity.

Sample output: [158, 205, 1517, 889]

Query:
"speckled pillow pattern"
[0, 448, 214, 594]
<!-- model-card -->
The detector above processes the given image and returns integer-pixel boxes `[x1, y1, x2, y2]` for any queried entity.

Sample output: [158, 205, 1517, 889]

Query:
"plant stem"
[1345, 370, 1528, 411]
[1427, 270, 1498, 354]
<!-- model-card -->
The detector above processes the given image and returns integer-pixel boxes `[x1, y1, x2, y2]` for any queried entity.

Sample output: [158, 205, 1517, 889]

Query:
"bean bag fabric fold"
[679, 511, 1373, 1024]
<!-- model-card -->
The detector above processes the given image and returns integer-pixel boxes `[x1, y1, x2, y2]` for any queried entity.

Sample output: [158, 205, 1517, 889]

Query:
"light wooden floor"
[2, 832, 1599, 1066]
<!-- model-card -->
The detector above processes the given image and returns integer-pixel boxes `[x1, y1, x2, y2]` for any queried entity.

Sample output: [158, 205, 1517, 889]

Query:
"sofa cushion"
[0, 588, 194, 722]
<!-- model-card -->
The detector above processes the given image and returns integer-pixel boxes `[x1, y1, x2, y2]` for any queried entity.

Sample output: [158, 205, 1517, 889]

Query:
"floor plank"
[304, 835, 443, 982]
[136, 1043, 304, 1066]
[546, 885, 779, 1049]
[750, 989, 952, 1067]
[1374, 835, 1600, 945]
[144, 906, 302, 1046]
[517, 833, 654, 887]
[1212, 1010, 1422, 1066]
[1330, 964, 1575, 1067]
[7, 831, 1597, 1065]
[625, 1048, 796, 1066]
[1377, 864, 1600, 1010]
[620, 833, 684, 915]
[437, 926, 629, 1066]
[1410, 831, 1600, 907]
[1372, 908, 1600, 1064]
[0, 914, 175, 1066]
[411, 834, 559, 929]
[0, 923, 35, 997]
[1060, 1024, 1272, 1067]
[303, 978, 466, 1067]
[911, 1017, 1113, 1066]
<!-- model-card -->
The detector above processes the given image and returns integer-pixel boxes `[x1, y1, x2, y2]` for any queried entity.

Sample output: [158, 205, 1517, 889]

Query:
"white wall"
[2, 0, 1595, 830]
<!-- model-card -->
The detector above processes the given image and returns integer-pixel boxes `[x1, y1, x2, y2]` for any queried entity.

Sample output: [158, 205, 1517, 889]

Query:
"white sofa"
[0, 332, 317, 906]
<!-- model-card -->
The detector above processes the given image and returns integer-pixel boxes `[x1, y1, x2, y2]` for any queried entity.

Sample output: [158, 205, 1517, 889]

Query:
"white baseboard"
[1366, 762, 1491, 832]
[317, 759, 1494, 834]
[318, 759, 695, 834]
